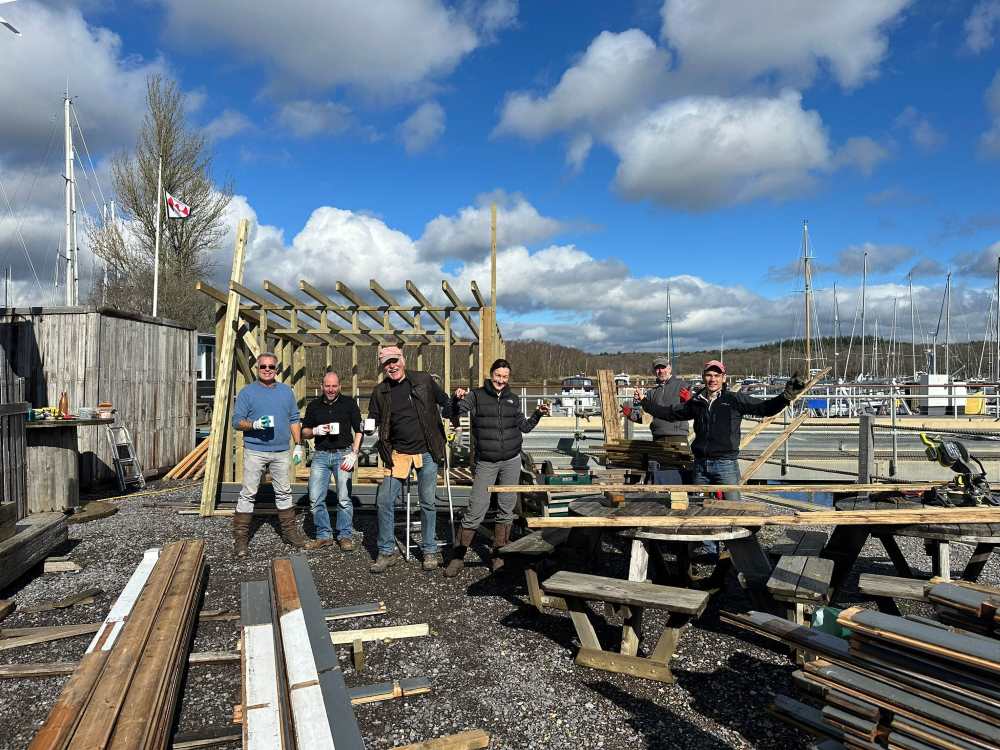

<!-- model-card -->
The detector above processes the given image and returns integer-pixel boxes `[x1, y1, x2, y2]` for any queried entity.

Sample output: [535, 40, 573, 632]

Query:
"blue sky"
[1, 0, 1000, 353]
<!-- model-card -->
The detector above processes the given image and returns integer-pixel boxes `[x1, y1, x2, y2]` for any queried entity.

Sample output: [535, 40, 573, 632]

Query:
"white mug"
[363, 418, 376, 433]
[329, 422, 340, 435]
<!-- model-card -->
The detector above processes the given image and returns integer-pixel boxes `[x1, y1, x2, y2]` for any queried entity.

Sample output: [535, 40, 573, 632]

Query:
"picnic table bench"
[498, 529, 571, 612]
[541, 570, 709, 683]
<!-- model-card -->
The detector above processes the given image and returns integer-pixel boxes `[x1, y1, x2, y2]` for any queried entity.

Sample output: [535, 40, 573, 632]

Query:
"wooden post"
[858, 414, 874, 485]
[200, 219, 249, 516]
[351, 311, 360, 398]
[443, 312, 452, 396]
[479, 306, 494, 385]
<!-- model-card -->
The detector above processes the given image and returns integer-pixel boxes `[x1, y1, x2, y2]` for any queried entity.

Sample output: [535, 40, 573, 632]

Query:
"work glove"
[783, 373, 807, 401]
[679, 387, 692, 402]
[340, 451, 358, 472]
[292, 445, 305, 465]
[251, 415, 274, 430]
[312, 423, 331, 436]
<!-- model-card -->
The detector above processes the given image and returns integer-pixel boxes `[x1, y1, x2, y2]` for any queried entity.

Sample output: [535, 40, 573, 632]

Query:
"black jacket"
[454, 380, 542, 462]
[368, 371, 451, 467]
[642, 384, 789, 460]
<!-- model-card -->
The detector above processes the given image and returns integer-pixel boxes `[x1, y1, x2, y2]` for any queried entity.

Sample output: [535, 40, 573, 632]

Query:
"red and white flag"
[165, 192, 191, 219]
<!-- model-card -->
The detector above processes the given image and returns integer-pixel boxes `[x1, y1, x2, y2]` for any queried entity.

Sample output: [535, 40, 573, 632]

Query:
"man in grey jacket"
[624, 356, 692, 449]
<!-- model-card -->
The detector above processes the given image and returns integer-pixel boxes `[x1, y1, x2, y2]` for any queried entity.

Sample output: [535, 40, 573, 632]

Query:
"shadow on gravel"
[586, 680, 722, 749]
[677, 651, 805, 748]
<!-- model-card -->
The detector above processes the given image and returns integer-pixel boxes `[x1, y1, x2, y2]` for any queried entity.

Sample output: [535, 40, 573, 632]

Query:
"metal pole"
[890, 381, 898, 476]
[909, 273, 917, 380]
[944, 272, 951, 382]
[64, 93, 75, 305]
[860, 252, 868, 380]
[802, 220, 812, 375]
[152, 156, 163, 317]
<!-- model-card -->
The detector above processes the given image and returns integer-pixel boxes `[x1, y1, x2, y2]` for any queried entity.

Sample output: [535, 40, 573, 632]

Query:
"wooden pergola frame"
[197, 218, 505, 515]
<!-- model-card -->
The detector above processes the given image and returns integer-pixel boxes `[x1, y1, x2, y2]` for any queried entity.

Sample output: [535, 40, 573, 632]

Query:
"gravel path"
[0, 486, 996, 749]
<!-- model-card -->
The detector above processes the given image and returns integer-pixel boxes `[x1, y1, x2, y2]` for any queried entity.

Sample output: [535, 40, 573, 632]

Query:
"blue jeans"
[691, 458, 742, 501]
[308, 449, 354, 540]
[376, 452, 438, 555]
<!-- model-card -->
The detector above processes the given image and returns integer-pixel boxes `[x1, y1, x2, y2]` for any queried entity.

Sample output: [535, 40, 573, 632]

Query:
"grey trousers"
[238, 449, 293, 513]
[462, 455, 522, 529]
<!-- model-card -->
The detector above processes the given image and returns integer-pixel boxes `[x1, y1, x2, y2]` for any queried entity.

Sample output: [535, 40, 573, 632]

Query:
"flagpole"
[152, 155, 163, 317]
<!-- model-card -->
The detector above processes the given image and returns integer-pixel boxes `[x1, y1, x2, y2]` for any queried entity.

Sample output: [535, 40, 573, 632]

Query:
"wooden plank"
[43, 559, 82, 574]
[498, 529, 570, 557]
[541, 571, 709, 615]
[741, 412, 809, 482]
[770, 530, 828, 557]
[739, 367, 830, 449]
[575, 646, 675, 683]
[494, 482, 946, 494]
[527, 507, 1000, 529]
[328, 622, 430, 645]
[323, 601, 387, 621]
[0, 651, 238, 680]
[768, 555, 808, 599]
[391, 729, 490, 750]
[0, 622, 100, 651]
[857, 574, 929, 602]
[240, 580, 282, 750]
[0, 512, 68, 591]
[347, 676, 433, 705]
[200, 218, 250, 516]
[0, 599, 14, 623]
[597, 370, 623, 444]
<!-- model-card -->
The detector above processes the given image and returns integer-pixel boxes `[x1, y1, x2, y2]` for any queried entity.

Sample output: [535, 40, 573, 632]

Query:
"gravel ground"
[0, 486, 997, 750]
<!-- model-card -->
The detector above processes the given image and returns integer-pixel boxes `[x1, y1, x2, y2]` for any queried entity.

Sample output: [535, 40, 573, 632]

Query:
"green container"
[811, 606, 852, 638]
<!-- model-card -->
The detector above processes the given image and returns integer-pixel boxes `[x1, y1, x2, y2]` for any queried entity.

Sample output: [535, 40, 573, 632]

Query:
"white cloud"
[0, 2, 164, 165]
[203, 109, 254, 142]
[966, 0, 1000, 53]
[954, 240, 1000, 278]
[465, 0, 517, 41]
[161, 0, 512, 99]
[277, 100, 354, 138]
[894, 106, 945, 152]
[495, 29, 672, 140]
[660, 0, 911, 90]
[400, 101, 446, 154]
[980, 71, 1000, 157]
[566, 133, 593, 173]
[834, 136, 891, 175]
[417, 190, 567, 261]
[611, 90, 831, 211]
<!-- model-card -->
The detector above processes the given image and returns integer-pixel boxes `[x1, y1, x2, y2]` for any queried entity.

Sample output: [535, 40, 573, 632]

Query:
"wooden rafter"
[298, 280, 381, 345]
[442, 280, 479, 338]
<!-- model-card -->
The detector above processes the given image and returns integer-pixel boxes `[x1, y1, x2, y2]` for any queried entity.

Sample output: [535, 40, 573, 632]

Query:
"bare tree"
[89, 74, 232, 329]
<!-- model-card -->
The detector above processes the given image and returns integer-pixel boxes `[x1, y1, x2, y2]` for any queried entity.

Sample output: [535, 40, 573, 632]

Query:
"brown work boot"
[490, 523, 512, 572]
[443, 528, 476, 578]
[277, 508, 314, 549]
[338, 537, 355, 552]
[232, 512, 253, 559]
[370, 551, 402, 573]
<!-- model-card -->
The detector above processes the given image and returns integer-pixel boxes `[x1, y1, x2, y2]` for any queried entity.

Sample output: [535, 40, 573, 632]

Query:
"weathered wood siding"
[0, 372, 28, 520]
[0, 307, 196, 487]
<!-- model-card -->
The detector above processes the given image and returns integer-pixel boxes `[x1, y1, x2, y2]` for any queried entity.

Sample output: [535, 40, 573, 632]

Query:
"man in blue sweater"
[231, 351, 313, 558]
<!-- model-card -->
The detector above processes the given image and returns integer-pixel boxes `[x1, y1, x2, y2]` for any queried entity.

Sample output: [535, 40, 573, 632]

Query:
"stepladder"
[106, 422, 145, 492]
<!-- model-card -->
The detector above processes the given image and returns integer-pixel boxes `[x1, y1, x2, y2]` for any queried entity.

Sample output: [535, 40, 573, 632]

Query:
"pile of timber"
[164, 440, 208, 481]
[925, 581, 1000, 637]
[30, 540, 205, 749]
[724, 602, 1000, 750]
[0, 512, 68, 591]
[600, 439, 692, 471]
[240, 554, 368, 749]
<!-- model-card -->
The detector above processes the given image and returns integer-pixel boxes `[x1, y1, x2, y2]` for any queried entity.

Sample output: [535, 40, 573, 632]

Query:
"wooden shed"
[0, 306, 196, 487]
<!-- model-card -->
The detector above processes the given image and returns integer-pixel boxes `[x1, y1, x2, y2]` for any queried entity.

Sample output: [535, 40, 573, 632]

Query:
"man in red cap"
[638, 360, 806, 501]
[366, 346, 452, 573]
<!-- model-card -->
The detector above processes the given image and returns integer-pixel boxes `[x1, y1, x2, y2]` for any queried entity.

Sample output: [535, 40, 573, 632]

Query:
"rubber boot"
[443, 528, 476, 578]
[277, 508, 314, 549]
[490, 523, 512, 572]
[232, 512, 253, 559]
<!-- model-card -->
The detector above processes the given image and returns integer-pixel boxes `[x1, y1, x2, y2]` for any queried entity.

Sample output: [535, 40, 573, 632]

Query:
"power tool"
[919, 433, 999, 507]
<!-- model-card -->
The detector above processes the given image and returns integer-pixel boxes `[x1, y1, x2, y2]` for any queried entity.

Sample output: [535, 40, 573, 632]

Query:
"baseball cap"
[703, 359, 726, 374]
[652, 356, 671, 369]
[378, 346, 403, 364]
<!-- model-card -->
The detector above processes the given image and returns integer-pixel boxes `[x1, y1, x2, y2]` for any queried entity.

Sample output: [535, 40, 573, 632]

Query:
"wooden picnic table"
[824, 498, 1000, 592]
[567, 494, 776, 606]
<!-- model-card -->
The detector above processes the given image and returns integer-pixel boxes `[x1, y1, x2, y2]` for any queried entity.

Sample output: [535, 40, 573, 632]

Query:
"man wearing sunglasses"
[367, 346, 452, 573]
[231, 351, 314, 558]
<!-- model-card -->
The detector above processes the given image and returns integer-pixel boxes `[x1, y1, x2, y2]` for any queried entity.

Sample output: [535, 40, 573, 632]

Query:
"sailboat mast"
[802, 220, 812, 375]
[890, 298, 898, 380]
[996, 257, 1000, 382]
[945, 272, 951, 380]
[860, 251, 868, 380]
[63, 92, 77, 305]
[665, 283, 674, 361]
[833, 283, 840, 381]
[909, 274, 917, 379]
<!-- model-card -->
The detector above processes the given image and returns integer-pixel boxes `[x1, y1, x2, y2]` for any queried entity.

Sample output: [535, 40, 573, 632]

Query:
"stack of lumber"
[600, 439, 692, 471]
[0, 512, 68, 591]
[164, 440, 208, 481]
[926, 581, 999, 636]
[29, 540, 205, 749]
[240, 554, 367, 749]
[724, 604, 1000, 750]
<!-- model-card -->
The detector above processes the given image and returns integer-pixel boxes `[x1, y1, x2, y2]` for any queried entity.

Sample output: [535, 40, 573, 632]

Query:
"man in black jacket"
[444, 358, 549, 577]
[367, 346, 452, 573]
[639, 360, 805, 501]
